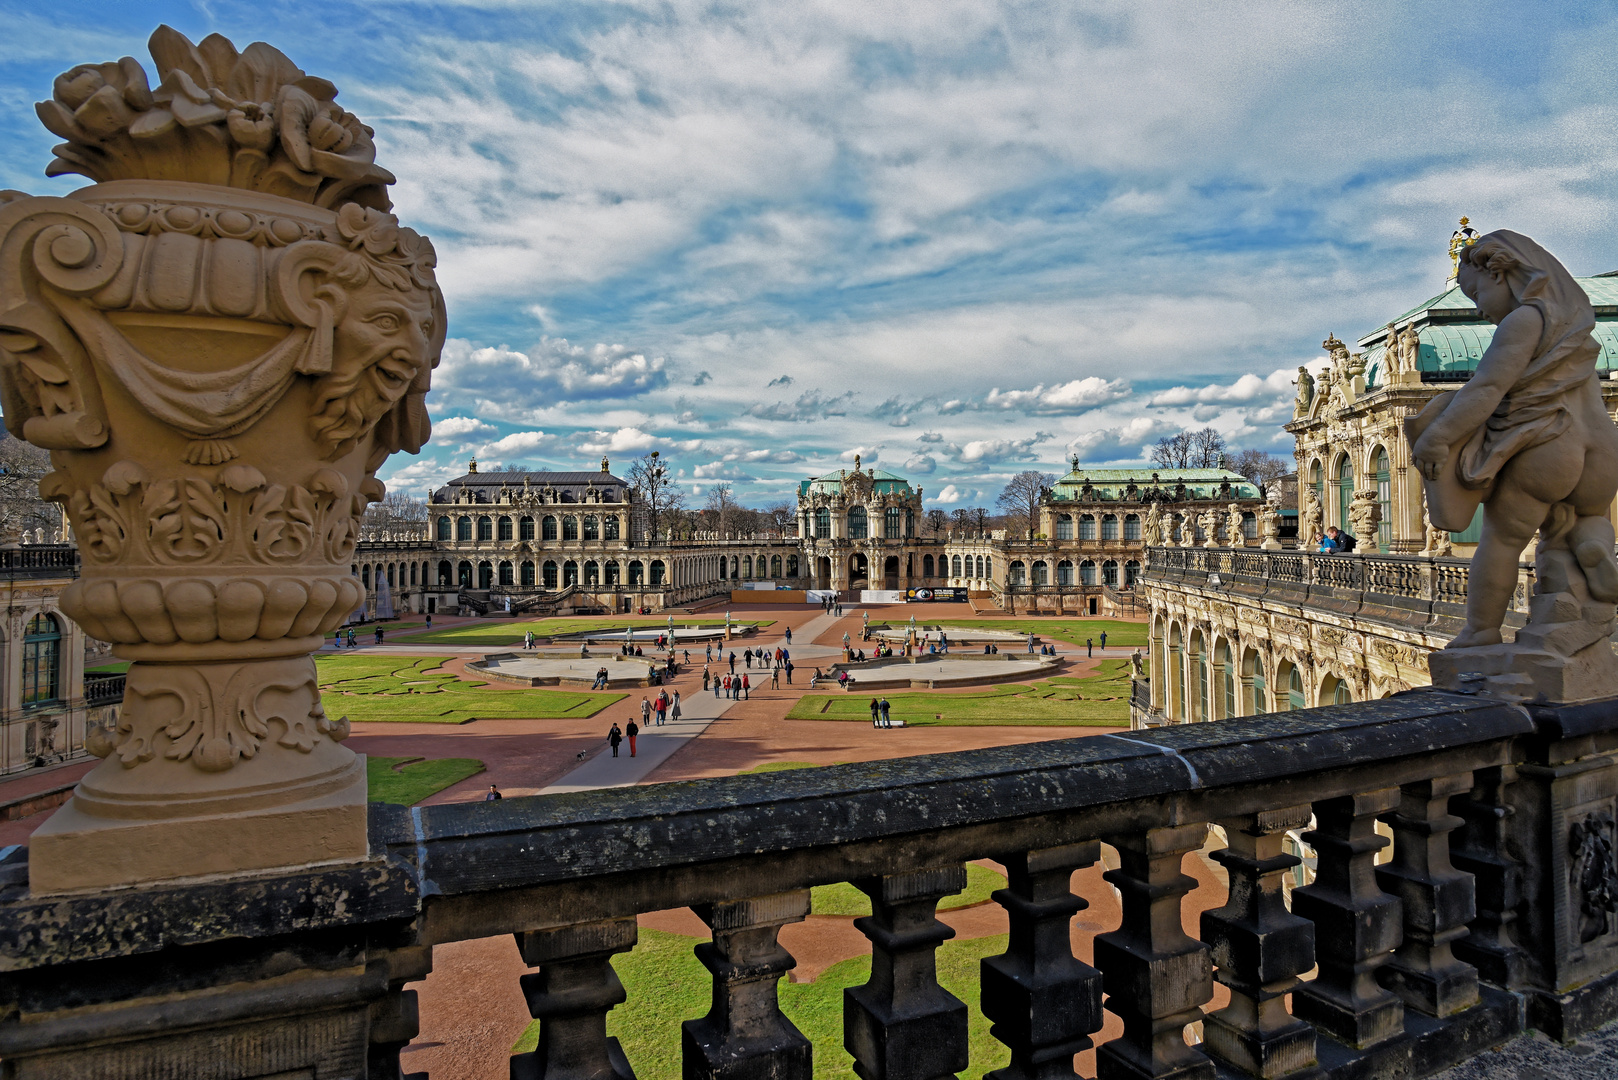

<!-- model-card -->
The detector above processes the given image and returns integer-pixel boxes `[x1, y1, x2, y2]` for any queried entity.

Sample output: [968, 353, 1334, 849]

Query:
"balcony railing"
[0, 544, 77, 578]
[82, 673, 125, 707]
[1144, 545, 1495, 635]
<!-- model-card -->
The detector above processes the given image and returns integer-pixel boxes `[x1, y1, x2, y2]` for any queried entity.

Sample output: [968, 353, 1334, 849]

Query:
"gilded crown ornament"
[4, 27, 444, 892]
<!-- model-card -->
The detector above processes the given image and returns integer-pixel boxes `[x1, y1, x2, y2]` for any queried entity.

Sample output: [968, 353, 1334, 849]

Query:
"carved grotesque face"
[311, 278, 438, 456]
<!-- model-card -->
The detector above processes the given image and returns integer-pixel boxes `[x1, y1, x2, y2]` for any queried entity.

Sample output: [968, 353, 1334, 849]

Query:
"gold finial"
[854, 453, 861, 471]
[468, 457, 477, 474]
[601, 455, 610, 473]
[1449, 216, 1479, 272]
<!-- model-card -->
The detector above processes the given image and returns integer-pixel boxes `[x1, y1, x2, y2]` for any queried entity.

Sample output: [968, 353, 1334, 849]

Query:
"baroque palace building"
[1137, 230, 1618, 727]
[348, 454, 1267, 619]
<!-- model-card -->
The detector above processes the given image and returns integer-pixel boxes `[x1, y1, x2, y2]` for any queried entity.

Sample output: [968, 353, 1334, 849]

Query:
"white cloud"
[693, 461, 756, 480]
[746, 389, 857, 422]
[434, 337, 668, 418]
[841, 446, 881, 464]
[933, 484, 967, 504]
[479, 430, 559, 458]
[1066, 418, 1180, 463]
[431, 416, 497, 443]
[951, 434, 1053, 464]
[983, 377, 1130, 414]
[1148, 369, 1298, 407]
[736, 449, 805, 463]
[904, 454, 937, 475]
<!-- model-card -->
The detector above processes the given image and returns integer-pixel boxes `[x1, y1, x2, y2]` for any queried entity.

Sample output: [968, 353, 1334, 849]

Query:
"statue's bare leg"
[1570, 515, 1618, 602]
[1451, 488, 1547, 650]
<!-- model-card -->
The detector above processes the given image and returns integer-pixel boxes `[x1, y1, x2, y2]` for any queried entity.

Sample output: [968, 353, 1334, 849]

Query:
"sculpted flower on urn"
[3, 27, 443, 892]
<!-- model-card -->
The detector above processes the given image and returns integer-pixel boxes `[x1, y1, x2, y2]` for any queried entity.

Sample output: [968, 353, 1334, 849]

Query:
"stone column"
[7, 28, 443, 893]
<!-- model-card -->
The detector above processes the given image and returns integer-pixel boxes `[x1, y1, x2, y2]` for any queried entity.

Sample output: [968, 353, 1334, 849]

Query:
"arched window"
[924, 554, 935, 577]
[410, 564, 417, 586]
[1102, 514, 1118, 541]
[814, 507, 830, 538]
[605, 561, 620, 585]
[729, 556, 739, 578]
[542, 516, 558, 541]
[629, 560, 644, 585]
[906, 509, 915, 537]
[1169, 625, 1184, 721]
[976, 556, 986, 578]
[1102, 559, 1118, 586]
[520, 516, 535, 541]
[22, 613, 61, 707]
[1008, 560, 1026, 585]
[984, 557, 992, 579]
[477, 561, 493, 589]
[1080, 559, 1096, 585]
[952, 555, 962, 577]
[585, 560, 599, 585]
[387, 564, 396, 587]
[604, 516, 621, 540]
[1032, 561, 1048, 586]
[1337, 456, 1354, 534]
[477, 516, 492, 541]
[1056, 514, 1073, 540]
[743, 555, 754, 578]
[563, 516, 579, 541]
[885, 507, 903, 537]
[1057, 559, 1073, 585]
[499, 561, 514, 585]
[563, 560, 578, 587]
[651, 560, 666, 585]
[543, 561, 559, 589]
[456, 516, 472, 541]
[436, 516, 451, 541]
[1309, 461, 1324, 531]
[786, 555, 798, 576]
[437, 560, 451, 586]
[1375, 447, 1392, 552]
[1189, 631, 1207, 723]
[457, 561, 471, 587]
[1242, 512, 1257, 540]
[1124, 514, 1141, 541]
[497, 516, 513, 541]
[521, 561, 535, 586]
[1079, 514, 1096, 540]
[584, 515, 599, 540]
[1220, 641, 1235, 720]
[771, 555, 782, 577]
[1327, 677, 1353, 706]
[848, 506, 868, 539]
[1151, 619, 1166, 710]
[1124, 559, 1141, 587]
[1285, 663, 1306, 711]
[1243, 649, 1267, 715]
[362, 566, 371, 589]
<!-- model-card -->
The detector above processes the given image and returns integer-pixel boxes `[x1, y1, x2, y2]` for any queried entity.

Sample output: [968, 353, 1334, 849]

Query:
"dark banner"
[906, 587, 971, 602]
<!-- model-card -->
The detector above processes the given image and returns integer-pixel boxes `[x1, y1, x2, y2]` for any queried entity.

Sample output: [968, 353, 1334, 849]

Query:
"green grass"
[316, 654, 624, 723]
[513, 929, 1014, 1079]
[400, 616, 770, 648]
[85, 661, 131, 674]
[737, 761, 824, 775]
[810, 862, 1004, 917]
[919, 618, 1147, 648]
[366, 755, 485, 804]
[785, 660, 1133, 727]
[336, 619, 426, 636]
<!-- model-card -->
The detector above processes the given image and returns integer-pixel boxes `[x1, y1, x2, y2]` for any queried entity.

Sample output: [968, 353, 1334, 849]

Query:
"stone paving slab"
[1429, 1019, 1618, 1079]
[539, 686, 734, 794]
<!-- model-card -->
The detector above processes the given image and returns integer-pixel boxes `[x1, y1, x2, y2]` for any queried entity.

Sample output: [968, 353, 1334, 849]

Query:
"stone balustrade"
[4, 691, 1618, 1077]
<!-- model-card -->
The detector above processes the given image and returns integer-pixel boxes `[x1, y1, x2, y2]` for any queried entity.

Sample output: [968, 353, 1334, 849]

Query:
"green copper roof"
[798, 468, 913, 497]
[1050, 467, 1260, 502]
[1361, 276, 1618, 387]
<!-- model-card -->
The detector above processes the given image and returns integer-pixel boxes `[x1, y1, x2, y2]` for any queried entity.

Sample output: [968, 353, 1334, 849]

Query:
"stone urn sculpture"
[1, 27, 443, 892]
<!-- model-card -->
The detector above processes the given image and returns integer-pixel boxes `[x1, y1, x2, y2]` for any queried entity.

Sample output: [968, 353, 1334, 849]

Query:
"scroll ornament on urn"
[2, 26, 444, 891]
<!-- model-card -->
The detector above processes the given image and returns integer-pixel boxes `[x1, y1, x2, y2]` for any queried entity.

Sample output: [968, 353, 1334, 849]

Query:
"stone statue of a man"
[1294, 366, 1315, 417]
[1225, 503, 1246, 547]
[1300, 487, 1323, 546]
[1143, 503, 1164, 546]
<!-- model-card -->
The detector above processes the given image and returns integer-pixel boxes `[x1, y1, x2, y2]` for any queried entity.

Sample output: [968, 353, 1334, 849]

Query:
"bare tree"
[995, 471, 1055, 541]
[704, 483, 738, 538]
[950, 507, 973, 533]
[362, 490, 430, 538]
[627, 451, 683, 542]
[924, 508, 948, 536]
[0, 434, 56, 542]
[1152, 427, 1227, 470]
[1228, 448, 1291, 489]
[763, 500, 795, 538]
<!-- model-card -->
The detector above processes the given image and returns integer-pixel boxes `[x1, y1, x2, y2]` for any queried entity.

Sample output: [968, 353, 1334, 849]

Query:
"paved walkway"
[539, 686, 737, 794]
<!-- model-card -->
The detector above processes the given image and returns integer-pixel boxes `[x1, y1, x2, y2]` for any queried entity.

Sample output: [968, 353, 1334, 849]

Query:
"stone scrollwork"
[1569, 812, 1618, 945]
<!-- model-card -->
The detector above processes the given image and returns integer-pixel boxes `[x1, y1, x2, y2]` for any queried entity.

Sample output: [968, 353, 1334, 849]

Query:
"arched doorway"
[848, 553, 869, 589]
[817, 556, 832, 590]
[883, 555, 899, 590]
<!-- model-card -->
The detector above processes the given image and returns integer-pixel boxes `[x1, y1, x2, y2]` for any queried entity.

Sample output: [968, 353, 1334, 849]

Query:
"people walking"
[671, 692, 682, 723]
[1099, 630, 1108, 650]
[714, 674, 722, 699]
[641, 697, 651, 726]
[744, 648, 753, 669]
[608, 723, 623, 757]
[374, 627, 384, 645]
[729, 651, 737, 673]
[626, 719, 639, 757]
[784, 627, 792, 644]
[785, 659, 793, 684]
[1086, 638, 1093, 658]
[742, 674, 750, 700]
[703, 667, 711, 691]
[346, 627, 356, 648]
[771, 666, 780, 689]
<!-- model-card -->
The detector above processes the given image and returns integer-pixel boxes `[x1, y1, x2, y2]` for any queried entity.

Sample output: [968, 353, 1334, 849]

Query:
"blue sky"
[8, 2, 1618, 505]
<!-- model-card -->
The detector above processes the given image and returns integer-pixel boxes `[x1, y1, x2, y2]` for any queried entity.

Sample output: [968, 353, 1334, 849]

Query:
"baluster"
[1201, 806, 1317, 1078]
[1376, 774, 1480, 1017]
[682, 891, 813, 1080]
[981, 842, 1104, 1080]
[1094, 823, 1214, 1080]
[844, 866, 970, 1080]
[369, 944, 433, 1080]
[511, 917, 638, 1080]
[1450, 765, 1525, 987]
[1291, 789, 1404, 1049]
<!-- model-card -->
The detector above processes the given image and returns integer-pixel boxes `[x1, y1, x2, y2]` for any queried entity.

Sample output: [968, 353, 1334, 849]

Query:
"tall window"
[1032, 561, 1048, 585]
[521, 561, 535, 586]
[477, 516, 492, 541]
[1008, 561, 1026, 585]
[1124, 514, 1141, 541]
[952, 555, 962, 577]
[436, 516, 451, 541]
[924, 554, 935, 576]
[520, 516, 535, 540]
[1220, 642, 1235, 719]
[786, 555, 798, 576]
[1102, 560, 1118, 586]
[605, 516, 621, 540]
[651, 560, 666, 585]
[815, 507, 831, 538]
[906, 509, 915, 537]
[497, 516, 513, 541]
[1245, 650, 1267, 714]
[1337, 457, 1354, 533]
[542, 516, 558, 541]
[437, 560, 451, 585]
[22, 614, 60, 707]
[1080, 560, 1096, 585]
[1057, 559, 1073, 585]
[1056, 514, 1073, 540]
[584, 515, 599, 540]
[499, 561, 514, 585]
[771, 555, 782, 577]
[1287, 664, 1306, 711]
[1375, 448, 1391, 552]
[543, 561, 558, 588]
[563, 516, 579, 541]
[1190, 633, 1207, 723]
[477, 561, 493, 589]
[1079, 515, 1096, 540]
[1124, 559, 1141, 587]
[456, 516, 471, 541]
[885, 507, 903, 537]
[848, 506, 868, 539]
[564, 561, 578, 586]
[1102, 514, 1118, 540]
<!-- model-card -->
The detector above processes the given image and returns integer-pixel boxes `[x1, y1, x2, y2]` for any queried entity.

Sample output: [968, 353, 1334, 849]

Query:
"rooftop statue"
[1408, 230, 1618, 700]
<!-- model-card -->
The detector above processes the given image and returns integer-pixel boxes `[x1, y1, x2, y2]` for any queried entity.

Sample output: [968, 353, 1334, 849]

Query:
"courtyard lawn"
[366, 755, 485, 805]
[810, 862, 1004, 917]
[317, 655, 624, 723]
[86, 661, 131, 674]
[786, 660, 1133, 727]
[513, 928, 1013, 1080]
[399, 616, 770, 648]
[934, 618, 1147, 649]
